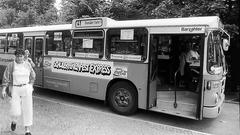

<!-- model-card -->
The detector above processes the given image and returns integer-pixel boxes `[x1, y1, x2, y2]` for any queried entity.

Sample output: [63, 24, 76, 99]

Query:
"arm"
[185, 51, 192, 63]
[2, 63, 12, 87]
[1, 63, 12, 98]
[28, 62, 36, 85]
[28, 58, 35, 68]
[178, 54, 186, 76]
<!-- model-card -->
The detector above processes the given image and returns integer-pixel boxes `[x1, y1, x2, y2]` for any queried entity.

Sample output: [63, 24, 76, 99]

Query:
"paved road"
[0, 88, 239, 135]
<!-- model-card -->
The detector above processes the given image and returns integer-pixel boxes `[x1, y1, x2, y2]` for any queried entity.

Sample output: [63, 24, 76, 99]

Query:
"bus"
[0, 16, 230, 120]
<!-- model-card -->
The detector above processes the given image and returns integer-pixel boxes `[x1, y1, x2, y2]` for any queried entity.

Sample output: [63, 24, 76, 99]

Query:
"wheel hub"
[114, 89, 130, 107]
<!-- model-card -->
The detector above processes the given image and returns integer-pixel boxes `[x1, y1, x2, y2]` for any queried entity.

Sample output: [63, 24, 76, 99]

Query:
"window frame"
[106, 27, 148, 62]
[6, 33, 23, 54]
[45, 30, 72, 57]
[0, 34, 7, 53]
[207, 30, 224, 75]
[72, 29, 104, 59]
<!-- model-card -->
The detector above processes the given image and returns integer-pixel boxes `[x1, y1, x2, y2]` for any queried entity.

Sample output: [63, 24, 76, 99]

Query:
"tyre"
[108, 81, 138, 115]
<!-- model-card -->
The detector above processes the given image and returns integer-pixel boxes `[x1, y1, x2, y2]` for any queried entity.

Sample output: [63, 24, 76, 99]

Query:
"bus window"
[25, 38, 33, 51]
[0, 35, 6, 53]
[35, 38, 43, 67]
[46, 30, 71, 56]
[106, 28, 148, 61]
[72, 30, 104, 59]
[207, 31, 224, 74]
[7, 33, 23, 53]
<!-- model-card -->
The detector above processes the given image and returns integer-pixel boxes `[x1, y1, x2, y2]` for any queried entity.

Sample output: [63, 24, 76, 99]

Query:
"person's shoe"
[11, 122, 16, 131]
[25, 132, 31, 135]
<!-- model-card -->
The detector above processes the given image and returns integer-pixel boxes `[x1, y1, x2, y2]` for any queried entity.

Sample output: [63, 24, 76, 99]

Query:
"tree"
[0, 8, 17, 28]
[108, 0, 144, 20]
[60, 0, 111, 23]
[0, 0, 58, 27]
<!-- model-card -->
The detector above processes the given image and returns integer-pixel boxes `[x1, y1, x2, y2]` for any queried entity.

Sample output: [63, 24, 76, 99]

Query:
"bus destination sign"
[75, 18, 103, 28]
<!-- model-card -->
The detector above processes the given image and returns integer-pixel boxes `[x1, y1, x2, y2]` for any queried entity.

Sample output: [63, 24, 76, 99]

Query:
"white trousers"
[9, 84, 33, 126]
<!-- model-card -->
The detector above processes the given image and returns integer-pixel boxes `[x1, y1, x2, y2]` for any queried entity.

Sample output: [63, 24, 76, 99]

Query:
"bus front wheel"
[108, 81, 138, 115]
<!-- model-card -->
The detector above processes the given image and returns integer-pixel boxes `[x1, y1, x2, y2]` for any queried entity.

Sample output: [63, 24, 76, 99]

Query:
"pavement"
[224, 92, 240, 104]
[1, 96, 210, 135]
[0, 90, 238, 135]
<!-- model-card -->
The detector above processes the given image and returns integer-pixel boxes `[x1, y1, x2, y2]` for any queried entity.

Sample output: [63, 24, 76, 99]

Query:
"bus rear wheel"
[108, 82, 138, 115]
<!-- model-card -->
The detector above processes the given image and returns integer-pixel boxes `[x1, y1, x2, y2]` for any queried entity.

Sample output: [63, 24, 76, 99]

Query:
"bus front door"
[147, 35, 158, 109]
[24, 37, 44, 87]
[148, 34, 203, 120]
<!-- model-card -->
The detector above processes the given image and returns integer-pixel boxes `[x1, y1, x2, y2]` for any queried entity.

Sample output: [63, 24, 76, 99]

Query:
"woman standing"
[1, 49, 36, 135]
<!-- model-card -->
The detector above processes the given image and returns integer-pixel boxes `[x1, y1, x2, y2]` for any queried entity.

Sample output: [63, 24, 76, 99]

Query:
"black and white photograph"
[0, 0, 239, 135]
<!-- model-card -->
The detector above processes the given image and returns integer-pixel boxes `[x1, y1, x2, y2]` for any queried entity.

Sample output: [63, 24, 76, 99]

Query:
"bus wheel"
[108, 82, 138, 115]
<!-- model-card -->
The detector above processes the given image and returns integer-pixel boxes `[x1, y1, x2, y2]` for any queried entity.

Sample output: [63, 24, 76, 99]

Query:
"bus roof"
[72, 16, 223, 29]
[0, 16, 223, 34]
[0, 24, 72, 34]
[113, 16, 222, 28]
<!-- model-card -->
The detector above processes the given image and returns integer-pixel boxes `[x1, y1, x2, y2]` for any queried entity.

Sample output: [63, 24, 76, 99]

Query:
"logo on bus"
[113, 67, 127, 78]
[180, 27, 204, 32]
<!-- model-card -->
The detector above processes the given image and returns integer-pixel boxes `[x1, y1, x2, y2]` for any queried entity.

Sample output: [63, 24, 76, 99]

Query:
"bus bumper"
[203, 94, 225, 118]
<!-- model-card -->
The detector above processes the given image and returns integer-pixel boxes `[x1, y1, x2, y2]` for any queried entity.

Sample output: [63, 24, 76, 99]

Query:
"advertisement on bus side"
[47, 58, 129, 79]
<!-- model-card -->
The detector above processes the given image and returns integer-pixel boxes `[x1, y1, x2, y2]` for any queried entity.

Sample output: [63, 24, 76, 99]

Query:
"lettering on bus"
[75, 19, 102, 28]
[180, 27, 204, 33]
[0, 57, 14, 62]
[51, 58, 113, 79]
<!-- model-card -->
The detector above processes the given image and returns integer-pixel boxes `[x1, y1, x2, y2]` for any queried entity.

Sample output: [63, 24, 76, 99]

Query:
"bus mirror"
[222, 39, 229, 51]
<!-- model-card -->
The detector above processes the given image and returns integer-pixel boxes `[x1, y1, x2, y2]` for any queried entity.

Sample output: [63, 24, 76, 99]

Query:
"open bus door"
[148, 34, 204, 120]
[147, 35, 158, 109]
[24, 36, 44, 87]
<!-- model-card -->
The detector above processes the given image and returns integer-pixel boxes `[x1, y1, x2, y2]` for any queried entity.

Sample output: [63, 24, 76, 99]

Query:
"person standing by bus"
[1, 49, 36, 135]
[24, 50, 35, 68]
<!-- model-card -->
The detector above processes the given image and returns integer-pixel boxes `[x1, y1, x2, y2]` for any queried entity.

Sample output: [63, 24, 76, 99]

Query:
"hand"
[1, 87, 7, 99]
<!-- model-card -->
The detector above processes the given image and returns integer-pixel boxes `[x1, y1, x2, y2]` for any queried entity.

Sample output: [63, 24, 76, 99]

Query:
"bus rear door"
[24, 34, 44, 87]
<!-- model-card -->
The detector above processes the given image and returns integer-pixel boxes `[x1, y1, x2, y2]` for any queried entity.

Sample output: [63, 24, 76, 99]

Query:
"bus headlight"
[207, 81, 221, 90]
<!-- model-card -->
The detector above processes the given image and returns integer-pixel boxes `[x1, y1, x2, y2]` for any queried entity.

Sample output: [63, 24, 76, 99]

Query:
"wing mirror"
[222, 39, 230, 51]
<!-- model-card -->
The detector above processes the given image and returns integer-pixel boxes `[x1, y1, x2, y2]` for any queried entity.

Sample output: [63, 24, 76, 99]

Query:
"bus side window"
[106, 28, 148, 61]
[0, 36, 6, 53]
[46, 31, 71, 56]
[6, 33, 23, 53]
[72, 30, 104, 59]
[63, 37, 71, 56]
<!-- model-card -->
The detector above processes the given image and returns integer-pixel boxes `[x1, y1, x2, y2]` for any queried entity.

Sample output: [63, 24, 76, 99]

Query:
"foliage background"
[0, 0, 239, 90]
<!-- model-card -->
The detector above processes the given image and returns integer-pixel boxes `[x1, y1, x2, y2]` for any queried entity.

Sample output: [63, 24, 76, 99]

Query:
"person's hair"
[24, 49, 30, 56]
[14, 49, 25, 56]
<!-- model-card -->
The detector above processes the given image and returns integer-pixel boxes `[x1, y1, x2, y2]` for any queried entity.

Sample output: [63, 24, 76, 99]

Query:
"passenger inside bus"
[155, 35, 201, 92]
[186, 43, 200, 65]
[176, 41, 200, 90]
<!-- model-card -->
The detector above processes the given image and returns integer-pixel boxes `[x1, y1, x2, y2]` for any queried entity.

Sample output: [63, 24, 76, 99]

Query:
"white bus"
[0, 16, 230, 120]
